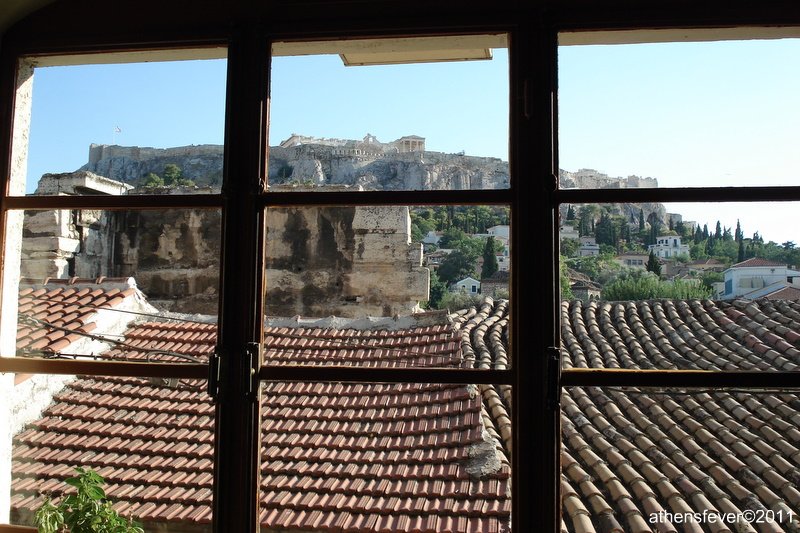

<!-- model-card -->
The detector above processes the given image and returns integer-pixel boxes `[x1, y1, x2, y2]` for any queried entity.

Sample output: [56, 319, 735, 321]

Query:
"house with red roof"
[8, 281, 512, 533]
[722, 258, 800, 300]
[6, 278, 800, 533]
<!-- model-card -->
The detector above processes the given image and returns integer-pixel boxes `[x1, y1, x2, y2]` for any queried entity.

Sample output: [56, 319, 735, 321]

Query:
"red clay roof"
[559, 299, 800, 532]
[730, 257, 787, 268]
[16, 278, 141, 355]
[11, 298, 512, 532]
[765, 286, 800, 302]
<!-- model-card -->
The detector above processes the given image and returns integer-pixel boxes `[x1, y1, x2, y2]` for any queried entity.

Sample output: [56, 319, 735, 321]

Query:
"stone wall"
[21, 172, 429, 317]
[266, 206, 428, 317]
[559, 168, 658, 189]
[82, 139, 509, 191]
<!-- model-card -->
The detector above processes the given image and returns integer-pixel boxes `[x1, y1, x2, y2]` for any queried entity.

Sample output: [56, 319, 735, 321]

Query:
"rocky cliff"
[84, 142, 510, 191]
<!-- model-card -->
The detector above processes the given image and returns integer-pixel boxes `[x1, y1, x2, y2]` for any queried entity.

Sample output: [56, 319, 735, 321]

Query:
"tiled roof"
[11, 297, 512, 532]
[729, 257, 787, 269]
[16, 277, 145, 355]
[765, 286, 800, 302]
[559, 298, 800, 533]
[14, 290, 800, 533]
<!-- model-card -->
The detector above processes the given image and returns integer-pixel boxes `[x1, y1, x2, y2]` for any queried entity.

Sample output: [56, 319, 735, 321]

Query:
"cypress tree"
[646, 251, 662, 276]
[481, 237, 499, 279]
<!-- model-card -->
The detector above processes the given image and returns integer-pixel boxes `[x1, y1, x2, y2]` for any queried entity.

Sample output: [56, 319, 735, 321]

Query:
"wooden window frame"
[1, 3, 799, 533]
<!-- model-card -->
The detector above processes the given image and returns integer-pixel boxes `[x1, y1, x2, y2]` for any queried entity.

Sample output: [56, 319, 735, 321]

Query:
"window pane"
[5, 370, 213, 530]
[261, 381, 512, 533]
[264, 204, 512, 368]
[10, 50, 227, 196]
[561, 386, 799, 532]
[267, 35, 509, 191]
[3, 208, 221, 362]
[558, 33, 800, 189]
[560, 201, 800, 372]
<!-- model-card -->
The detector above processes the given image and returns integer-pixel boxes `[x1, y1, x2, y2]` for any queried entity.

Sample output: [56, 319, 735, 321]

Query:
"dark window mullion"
[0, 357, 206, 379]
[4, 194, 224, 211]
[259, 365, 514, 385]
[260, 188, 514, 207]
[562, 368, 800, 389]
[555, 185, 800, 206]
[514, 22, 560, 533]
[213, 25, 269, 533]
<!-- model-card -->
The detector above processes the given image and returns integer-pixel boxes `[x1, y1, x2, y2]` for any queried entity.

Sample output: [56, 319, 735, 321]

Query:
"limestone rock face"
[83, 142, 510, 191]
[559, 168, 658, 189]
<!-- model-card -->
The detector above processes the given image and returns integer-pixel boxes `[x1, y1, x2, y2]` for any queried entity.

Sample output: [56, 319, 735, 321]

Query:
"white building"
[578, 236, 600, 257]
[452, 276, 481, 294]
[616, 253, 649, 269]
[559, 224, 579, 241]
[421, 230, 442, 246]
[648, 235, 690, 259]
[722, 258, 800, 300]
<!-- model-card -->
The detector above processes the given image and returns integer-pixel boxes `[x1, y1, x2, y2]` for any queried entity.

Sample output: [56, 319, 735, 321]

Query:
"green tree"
[560, 238, 579, 258]
[140, 172, 163, 187]
[737, 239, 746, 262]
[646, 251, 662, 276]
[638, 209, 645, 232]
[437, 291, 483, 311]
[162, 163, 183, 185]
[560, 256, 574, 300]
[701, 271, 724, 292]
[481, 237, 499, 279]
[437, 248, 479, 285]
[566, 205, 575, 220]
[602, 270, 712, 301]
[438, 227, 468, 249]
[594, 212, 617, 247]
[426, 270, 447, 309]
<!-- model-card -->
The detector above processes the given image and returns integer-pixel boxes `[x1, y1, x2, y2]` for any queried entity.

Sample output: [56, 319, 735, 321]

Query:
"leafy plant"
[34, 467, 143, 533]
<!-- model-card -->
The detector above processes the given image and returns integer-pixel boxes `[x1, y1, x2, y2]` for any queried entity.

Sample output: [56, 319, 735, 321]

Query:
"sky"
[22, 37, 800, 244]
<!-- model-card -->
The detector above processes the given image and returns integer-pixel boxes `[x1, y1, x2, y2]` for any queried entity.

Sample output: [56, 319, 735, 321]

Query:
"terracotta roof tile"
[15, 280, 143, 356]
[11, 298, 512, 532]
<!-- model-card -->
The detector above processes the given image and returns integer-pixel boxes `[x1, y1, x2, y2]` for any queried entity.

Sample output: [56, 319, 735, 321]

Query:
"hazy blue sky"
[559, 39, 800, 245]
[23, 38, 800, 243]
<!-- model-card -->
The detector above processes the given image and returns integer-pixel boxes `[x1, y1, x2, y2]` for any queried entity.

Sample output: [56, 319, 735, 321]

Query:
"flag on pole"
[114, 126, 122, 133]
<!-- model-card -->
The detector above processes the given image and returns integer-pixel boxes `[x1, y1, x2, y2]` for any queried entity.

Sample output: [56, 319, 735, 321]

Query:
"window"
[2, 5, 799, 533]
[558, 28, 800, 532]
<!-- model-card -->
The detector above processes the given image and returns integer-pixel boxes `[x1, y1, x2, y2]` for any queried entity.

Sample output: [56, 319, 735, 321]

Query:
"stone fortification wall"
[84, 140, 509, 191]
[559, 168, 658, 189]
[84, 143, 225, 186]
[21, 171, 428, 317]
[269, 145, 509, 190]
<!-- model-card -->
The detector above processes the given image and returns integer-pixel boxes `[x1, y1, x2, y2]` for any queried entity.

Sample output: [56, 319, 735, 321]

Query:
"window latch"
[546, 346, 561, 411]
[208, 350, 222, 401]
[245, 342, 261, 400]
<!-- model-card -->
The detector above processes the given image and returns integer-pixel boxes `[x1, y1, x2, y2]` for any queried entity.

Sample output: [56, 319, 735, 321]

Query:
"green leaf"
[86, 485, 106, 500]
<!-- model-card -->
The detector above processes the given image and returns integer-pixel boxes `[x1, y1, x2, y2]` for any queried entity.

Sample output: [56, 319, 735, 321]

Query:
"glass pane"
[261, 381, 512, 532]
[264, 204, 512, 368]
[5, 371, 212, 529]
[11, 50, 227, 196]
[559, 201, 800, 371]
[558, 34, 800, 189]
[4, 207, 221, 361]
[561, 386, 799, 532]
[268, 35, 509, 191]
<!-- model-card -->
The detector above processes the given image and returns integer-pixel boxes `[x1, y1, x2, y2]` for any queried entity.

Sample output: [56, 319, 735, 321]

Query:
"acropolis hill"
[81, 134, 658, 190]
